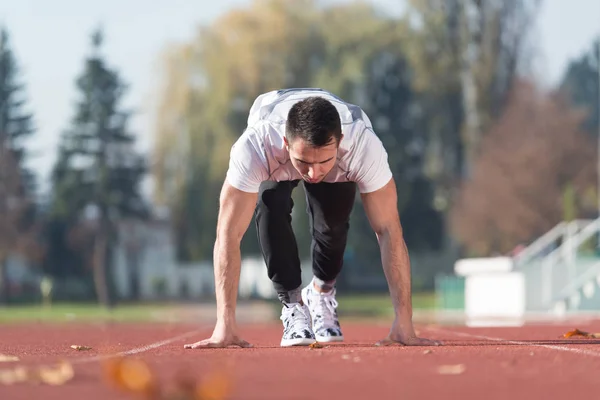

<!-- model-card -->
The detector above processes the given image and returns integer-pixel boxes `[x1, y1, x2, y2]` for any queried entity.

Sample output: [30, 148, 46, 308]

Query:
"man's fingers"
[184, 340, 221, 349]
[235, 339, 253, 348]
[374, 337, 395, 347]
[184, 337, 253, 349]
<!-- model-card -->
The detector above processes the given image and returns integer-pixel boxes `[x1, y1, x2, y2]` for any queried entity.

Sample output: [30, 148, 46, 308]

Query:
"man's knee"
[256, 181, 298, 215]
[314, 220, 349, 240]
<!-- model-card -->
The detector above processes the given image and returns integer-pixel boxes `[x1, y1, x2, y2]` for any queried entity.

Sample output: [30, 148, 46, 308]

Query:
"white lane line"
[70, 328, 205, 365]
[427, 327, 600, 358]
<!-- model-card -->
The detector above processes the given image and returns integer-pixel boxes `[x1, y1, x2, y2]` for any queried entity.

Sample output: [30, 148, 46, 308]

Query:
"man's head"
[284, 96, 343, 184]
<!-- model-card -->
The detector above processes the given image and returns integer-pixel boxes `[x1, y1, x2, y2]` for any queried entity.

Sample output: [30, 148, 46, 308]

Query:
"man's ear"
[283, 136, 290, 151]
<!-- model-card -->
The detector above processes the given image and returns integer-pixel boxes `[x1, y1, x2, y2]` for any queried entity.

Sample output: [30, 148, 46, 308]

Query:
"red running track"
[2, 319, 600, 399]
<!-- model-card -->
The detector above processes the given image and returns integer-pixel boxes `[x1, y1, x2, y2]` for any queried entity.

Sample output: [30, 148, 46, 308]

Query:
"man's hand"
[375, 318, 441, 347]
[184, 321, 252, 349]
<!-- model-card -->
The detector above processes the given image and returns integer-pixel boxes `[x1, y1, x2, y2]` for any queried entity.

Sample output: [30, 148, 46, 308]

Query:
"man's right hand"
[184, 322, 253, 349]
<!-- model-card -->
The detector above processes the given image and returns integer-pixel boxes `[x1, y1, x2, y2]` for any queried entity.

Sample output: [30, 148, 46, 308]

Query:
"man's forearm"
[213, 237, 242, 324]
[378, 229, 413, 323]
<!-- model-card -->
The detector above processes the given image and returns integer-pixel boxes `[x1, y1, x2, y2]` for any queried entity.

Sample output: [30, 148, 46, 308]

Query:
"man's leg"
[254, 180, 302, 302]
[304, 181, 356, 286]
[254, 180, 315, 347]
[301, 181, 356, 342]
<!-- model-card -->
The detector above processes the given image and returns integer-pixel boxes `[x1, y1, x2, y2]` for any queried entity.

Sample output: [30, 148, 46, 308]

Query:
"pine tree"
[51, 28, 148, 307]
[0, 26, 38, 304]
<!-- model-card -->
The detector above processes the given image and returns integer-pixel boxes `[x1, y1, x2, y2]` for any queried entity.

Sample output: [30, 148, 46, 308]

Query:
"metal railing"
[520, 218, 600, 311]
[513, 219, 594, 268]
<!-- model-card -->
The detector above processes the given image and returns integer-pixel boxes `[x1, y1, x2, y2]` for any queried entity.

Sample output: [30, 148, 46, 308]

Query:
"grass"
[0, 292, 438, 323]
[0, 302, 174, 324]
[336, 291, 437, 318]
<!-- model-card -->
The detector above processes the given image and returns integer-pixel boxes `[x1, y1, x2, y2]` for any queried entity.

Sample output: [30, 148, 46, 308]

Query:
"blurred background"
[0, 0, 599, 321]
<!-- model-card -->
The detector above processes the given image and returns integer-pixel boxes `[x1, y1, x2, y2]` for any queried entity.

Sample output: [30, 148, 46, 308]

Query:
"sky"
[1, 0, 599, 198]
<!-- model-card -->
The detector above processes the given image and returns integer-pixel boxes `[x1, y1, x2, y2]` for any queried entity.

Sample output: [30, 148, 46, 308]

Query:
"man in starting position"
[185, 88, 440, 348]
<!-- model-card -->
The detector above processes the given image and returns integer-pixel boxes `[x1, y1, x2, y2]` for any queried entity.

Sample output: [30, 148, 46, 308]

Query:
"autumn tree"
[402, 0, 542, 204]
[450, 80, 597, 256]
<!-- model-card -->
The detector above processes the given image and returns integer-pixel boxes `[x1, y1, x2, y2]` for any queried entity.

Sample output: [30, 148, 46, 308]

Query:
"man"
[184, 88, 440, 348]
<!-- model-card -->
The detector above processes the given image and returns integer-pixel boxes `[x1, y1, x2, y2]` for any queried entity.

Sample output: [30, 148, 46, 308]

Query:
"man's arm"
[361, 178, 440, 346]
[185, 180, 258, 349]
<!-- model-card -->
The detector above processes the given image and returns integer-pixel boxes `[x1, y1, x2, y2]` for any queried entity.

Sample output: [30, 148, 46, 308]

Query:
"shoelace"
[281, 304, 311, 332]
[313, 291, 339, 330]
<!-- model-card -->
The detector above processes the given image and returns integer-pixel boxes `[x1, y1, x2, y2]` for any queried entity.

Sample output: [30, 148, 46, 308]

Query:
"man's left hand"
[375, 320, 442, 347]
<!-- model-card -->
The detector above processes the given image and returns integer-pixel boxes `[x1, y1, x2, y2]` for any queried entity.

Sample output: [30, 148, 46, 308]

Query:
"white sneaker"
[280, 303, 316, 347]
[301, 283, 344, 342]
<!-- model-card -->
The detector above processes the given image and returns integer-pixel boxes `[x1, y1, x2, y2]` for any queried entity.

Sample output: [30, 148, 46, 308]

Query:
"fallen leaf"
[38, 361, 74, 386]
[341, 354, 351, 360]
[103, 357, 158, 397]
[562, 328, 600, 339]
[0, 362, 73, 386]
[71, 345, 92, 351]
[437, 364, 466, 375]
[309, 342, 324, 349]
[195, 371, 232, 400]
[423, 350, 432, 355]
[0, 355, 19, 362]
[0, 367, 27, 385]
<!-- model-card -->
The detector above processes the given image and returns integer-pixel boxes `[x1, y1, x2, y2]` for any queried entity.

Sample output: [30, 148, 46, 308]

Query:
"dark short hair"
[286, 96, 342, 147]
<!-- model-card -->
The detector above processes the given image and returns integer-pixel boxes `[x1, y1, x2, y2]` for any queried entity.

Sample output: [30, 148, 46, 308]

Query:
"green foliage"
[559, 38, 600, 136]
[51, 29, 147, 222]
[0, 26, 36, 197]
[48, 28, 148, 306]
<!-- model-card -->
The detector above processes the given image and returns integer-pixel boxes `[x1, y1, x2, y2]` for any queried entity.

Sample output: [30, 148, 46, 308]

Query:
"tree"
[450, 80, 597, 256]
[0, 27, 40, 303]
[559, 38, 600, 136]
[50, 28, 148, 307]
[402, 0, 542, 200]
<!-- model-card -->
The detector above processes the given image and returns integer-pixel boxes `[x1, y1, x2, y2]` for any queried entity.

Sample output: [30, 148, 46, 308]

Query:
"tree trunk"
[92, 229, 113, 308]
[127, 249, 140, 301]
[459, 0, 482, 178]
[0, 256, 9, 305]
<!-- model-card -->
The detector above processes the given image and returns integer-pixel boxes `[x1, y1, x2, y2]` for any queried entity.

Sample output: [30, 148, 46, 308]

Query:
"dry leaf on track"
[38, 361, 75, 385]
[71, 345, 92, 351]
[195, 371, 233, 400]
[103, 357, 158, 397]
[0, 355, 19, 362]
[309, 342, 324, 349]
[0, 362, 74, 386]
[0, 366, 28, 385]
[103, 357, 234, 400]
[562, 328, 600, 339]
[437, 364, 466, 375]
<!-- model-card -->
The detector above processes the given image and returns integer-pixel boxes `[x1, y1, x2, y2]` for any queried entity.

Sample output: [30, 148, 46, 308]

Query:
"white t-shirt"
[226, 88, 393, 194]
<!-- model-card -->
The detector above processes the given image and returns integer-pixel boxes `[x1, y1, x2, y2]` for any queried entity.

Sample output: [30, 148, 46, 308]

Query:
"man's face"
[285, 136, 340, 184]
